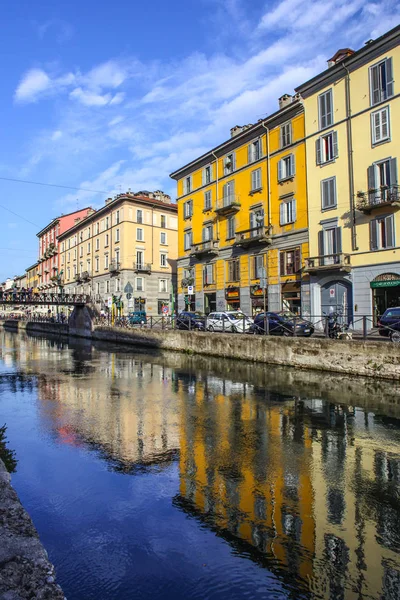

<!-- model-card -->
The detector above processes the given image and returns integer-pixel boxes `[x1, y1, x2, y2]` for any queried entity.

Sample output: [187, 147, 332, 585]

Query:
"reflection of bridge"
[0, 292, 90, 306]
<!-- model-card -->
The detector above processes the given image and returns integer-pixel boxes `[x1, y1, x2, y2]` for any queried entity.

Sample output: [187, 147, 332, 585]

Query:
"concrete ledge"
[0, 459, 65, 600]
[93, 326, 400, 380]
[1, 321, 69, 336]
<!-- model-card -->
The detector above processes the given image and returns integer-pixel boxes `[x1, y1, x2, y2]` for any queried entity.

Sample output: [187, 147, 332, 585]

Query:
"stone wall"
[92, 326, 400, 380]
[1, 321, 69, 336]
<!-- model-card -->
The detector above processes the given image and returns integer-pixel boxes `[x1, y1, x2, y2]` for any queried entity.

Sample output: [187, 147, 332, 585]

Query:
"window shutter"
[316, 139, 322, 165]
[294, 248, 301, 272]
[259, 139, 263, 158]
[280, 202, 285, 225]
[386, 215, 395, 247]
[318, 230, 324, 256]
[290, 154, 295, 176]
[232, 153, 236, 171]
[202, 228, 206, 242]
[332, 131, 338, 158]
[381, 108, 389, 140]
[278, 159, 283, 181]
[367, 165, 377, 199]
[386, 58, 394, 98]
[370, 220, 378, 250]
[190, 200, 193, 216]
[250, 212, 256, 230]
[203, 266, 207, 285]
[326, 90, 332, 126]
[334, 227, 342, 254]
[251, 170, 256, 190]
[370, 65, 380, 105]
[372, 111, 381, 143]
[389, 158, 397, 185]
[319, 94, 326, 129]
[183, 179, 187, 195]
[248, 144, 253, 164]
[280, 252, 285, 276]
[202, 169, 205, 186]
[329, 178, 336, 207]
[292, 199, 297, 222]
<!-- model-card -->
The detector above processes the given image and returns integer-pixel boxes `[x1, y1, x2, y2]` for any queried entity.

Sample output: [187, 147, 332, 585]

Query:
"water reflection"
[0, 330, 400, 600]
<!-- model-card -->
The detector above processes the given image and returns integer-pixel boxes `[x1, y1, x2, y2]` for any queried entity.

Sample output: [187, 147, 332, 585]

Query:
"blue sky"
[1, 0, 399, 279]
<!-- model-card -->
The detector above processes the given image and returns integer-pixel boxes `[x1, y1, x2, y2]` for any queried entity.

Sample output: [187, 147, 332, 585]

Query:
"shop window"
[280, 248, 301, 276]
[227, 259, 240, 282]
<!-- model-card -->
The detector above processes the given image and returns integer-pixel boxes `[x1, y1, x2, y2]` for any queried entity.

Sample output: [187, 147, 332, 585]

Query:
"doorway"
[204, 293, 216, 315]
[321, 280, 352, 322]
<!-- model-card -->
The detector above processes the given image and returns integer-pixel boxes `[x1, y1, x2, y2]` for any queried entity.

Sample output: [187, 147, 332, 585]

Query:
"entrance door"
[204, 293, 216, 315]
[321, 280, 352, 322]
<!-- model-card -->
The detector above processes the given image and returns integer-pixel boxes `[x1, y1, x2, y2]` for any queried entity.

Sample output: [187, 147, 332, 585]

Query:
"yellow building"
[296, 25, 400, 323]
[25, 262, 39, 292]
[58, 191, 178, 315]
[170, 99, 309, 315]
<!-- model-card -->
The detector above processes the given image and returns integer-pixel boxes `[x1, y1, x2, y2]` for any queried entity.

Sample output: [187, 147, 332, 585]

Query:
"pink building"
[36, 208, 92, 290]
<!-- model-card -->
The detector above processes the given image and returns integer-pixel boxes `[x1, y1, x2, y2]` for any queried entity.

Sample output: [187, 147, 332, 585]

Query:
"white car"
[206, 311, 253, 333]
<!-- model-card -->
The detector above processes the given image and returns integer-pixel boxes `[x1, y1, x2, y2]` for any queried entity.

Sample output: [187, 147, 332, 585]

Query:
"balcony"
[74, 274, 82, 283]
[305, 253, 351, 273]
[109, 261, 121, 273]
[190, 239, 220, 257]
[133, 262, 152, 273]
[215, 195, 241, 216]
[357, 185, 400, 214]
[234, 225, 272, 247]
[81, 271, 91, 280]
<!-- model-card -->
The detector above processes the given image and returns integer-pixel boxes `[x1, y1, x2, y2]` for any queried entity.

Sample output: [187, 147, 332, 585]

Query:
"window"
[115, 249, 120, 264]
[115, 229, 120, 242]
[136, 209, 143, 224]
[160, 215, 166, 228]
[227, 259, 240, 282]
[116, 278, 121, 292]
[252, 255, 264, 279]
[202, 224, 213, 242]
[136, 277, 144, 291]
[251, 168, 262, 191]
[137, 228, 144, 241]
[203, 264, 214, 285]
[370, 58, 394, 106]
[184, 230, 192, 250]
[222, 181, 235, 206]
[184, 199, 193, 219]
[183, 176, 192, 195]
[280, 248, 301, 276]
[160, 231, 167, 244]
[278, 154, 295, 180]
[95, 257, 99, 272]
[227, 215, 236, 239]
[203, 165, 212, 185]
[104, 255, 109, 269]
[86, 259, 91, 272]
[61, 255, 65, 265]
[371, 106, 390, 144]
[370, 215, 395, 250]
[105, 234, 109, 246]
[136, 250, 143, 268]
[280, 122, 292, 148]
[116, 210, 120, 225]
[68, 239, 71, 249]
[105, 217, 109, 229]
[248, 139, 262, 163]
[96, 238, 100, 251]
[74, 248, 77, 259]
[96, 223, 99, 234]
[87, 242, 91, 254]
[367, 158, 397, 202]
[96, 282, 100, 295]
[160, 253, 167, 267]
[67, 267, 70, 279]
[159, 279, 168, 293]
[280, 198, 297, 225]
[79, 232, 83, 242]
[87, 227, 90, 239]
[67, 252, 70, 262]
[316, 132, 338, 164]
[250, 209, 264, 233]
[80, 246, 83, 257]
[204, 190, 212, 210]
[106, 280, 110, 293]
[318, 226, 342, 263]
[321, 177, 337, 209]
[61, 242, 65, 252]
[318, 89, 333, 129]
[224, 152, 235, 175]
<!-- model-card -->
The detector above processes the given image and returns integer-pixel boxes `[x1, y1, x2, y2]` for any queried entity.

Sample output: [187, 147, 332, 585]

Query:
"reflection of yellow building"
[170, 99, 309, 315]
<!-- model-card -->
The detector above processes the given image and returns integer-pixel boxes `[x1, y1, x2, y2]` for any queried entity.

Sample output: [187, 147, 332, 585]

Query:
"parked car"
[128, 310, 147, 325]
[206, 311, 253, 333]
[378, 307, 400, 342]
[176, 311, 205, 331]
[250, 311, 314, 337]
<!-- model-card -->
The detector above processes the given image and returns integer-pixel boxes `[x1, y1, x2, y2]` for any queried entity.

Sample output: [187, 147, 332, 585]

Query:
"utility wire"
[0, 175, 107, 195]
[0, 203, 40, 227]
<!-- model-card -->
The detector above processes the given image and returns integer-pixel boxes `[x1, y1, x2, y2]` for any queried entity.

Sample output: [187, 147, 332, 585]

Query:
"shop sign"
[225, 287, 240, 300]
[371, 280, 400, 288]
[250, 284, 263, 298]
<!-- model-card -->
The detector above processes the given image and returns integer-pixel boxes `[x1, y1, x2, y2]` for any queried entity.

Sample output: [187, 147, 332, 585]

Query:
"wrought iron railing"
[234, 225, 272, 246]
[305, 253, 351, 271]
[133, 262, 152, 272]
[357, 184, 400, 212]
[190, 240, 220, 255]
[215, 195, 241, 214]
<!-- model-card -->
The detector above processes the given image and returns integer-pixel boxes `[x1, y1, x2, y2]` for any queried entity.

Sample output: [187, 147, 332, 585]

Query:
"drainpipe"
[261, 122, 271, 228]
[211, 151, 219, 241]
[343, 62, 358, 251]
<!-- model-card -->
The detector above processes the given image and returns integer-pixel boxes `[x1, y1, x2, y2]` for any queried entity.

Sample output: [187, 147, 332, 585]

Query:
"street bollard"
[363, 315, 367, 340]
[243, 314, 246, 334]
[325, 316, 329, 337]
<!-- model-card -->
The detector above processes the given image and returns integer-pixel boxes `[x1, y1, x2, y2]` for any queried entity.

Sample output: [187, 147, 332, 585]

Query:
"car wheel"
[208, 325, 215, 332]
[390, 331, 400, 343]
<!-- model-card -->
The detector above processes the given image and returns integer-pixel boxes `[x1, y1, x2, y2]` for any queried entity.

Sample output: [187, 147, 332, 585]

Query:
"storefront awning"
[371, 280, 400, 288]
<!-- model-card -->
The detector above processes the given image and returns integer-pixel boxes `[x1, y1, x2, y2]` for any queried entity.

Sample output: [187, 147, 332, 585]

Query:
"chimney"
[327, 48, 355, 67]
[105, 197, 113, 205]
[278, 94, 293, 109]
[74, 217, 81, 224]
[230, 124, 253, 138]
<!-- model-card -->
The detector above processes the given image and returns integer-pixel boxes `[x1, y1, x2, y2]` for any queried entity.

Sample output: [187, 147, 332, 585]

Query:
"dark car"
[250, 311, 314, 337]
[128, 310, 147, 325]
[176, 311, 205, 331]
[378, 307, 400, 342]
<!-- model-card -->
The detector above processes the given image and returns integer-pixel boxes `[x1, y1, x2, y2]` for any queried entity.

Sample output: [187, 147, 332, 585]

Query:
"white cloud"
[109, 116, 125, 126]
[51, 130, 63, 141]
[109, 92, 125, 105]
[14, 69, 51, 103]
[85, 61, 127, 89]
[70, 87, 112, 107]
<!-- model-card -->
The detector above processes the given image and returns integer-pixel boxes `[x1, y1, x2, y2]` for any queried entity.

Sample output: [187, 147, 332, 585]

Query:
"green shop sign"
[370, 280, 400, 288]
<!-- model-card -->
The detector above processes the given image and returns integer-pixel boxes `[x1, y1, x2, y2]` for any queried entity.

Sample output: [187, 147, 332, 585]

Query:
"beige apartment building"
[58, 191, 178, 315]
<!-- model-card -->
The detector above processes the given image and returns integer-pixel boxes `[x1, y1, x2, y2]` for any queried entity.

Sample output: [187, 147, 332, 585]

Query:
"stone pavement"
[0, 460, 65, 600]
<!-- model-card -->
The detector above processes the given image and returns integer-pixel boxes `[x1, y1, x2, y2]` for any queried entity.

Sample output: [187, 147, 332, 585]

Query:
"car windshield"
[227, 312, 244, 320]
[186, 312, 203, 318]
[278, 311, 296, 320]
[384, 308, 400, 317]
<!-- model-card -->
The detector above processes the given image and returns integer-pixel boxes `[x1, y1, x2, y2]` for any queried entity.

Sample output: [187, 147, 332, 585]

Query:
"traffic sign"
[187, 285, 194, 295]
[107, 297, 112, 308]
[124, 282, 133, 294]
[126, 292, 132, 300]
[162, 305, 169, 314]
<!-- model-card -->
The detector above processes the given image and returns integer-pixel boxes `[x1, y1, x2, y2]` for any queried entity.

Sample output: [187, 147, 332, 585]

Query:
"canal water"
[0, 330, 400, 600]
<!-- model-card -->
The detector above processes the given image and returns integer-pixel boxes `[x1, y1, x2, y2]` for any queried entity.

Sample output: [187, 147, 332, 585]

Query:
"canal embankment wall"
[0, 458, 65, 599]
[2, 319, 399, 380]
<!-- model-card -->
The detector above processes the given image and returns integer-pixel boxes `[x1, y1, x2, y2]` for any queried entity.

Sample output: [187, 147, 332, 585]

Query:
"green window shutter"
[370, 220, 378, 250]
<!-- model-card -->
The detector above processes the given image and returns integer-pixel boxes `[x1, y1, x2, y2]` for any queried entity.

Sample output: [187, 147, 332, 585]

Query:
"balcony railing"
[109, 261, 121, 273]
[81, 271, 91, 280]
[357, 185, 400, 213]
[305, 253, 351, 273]
[133, 262, 152, 273]
[190, 239, 220, 257]
[215, 195, 241, 216]
[234, 225, 272, 247]
[74, 274, 82, 283]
